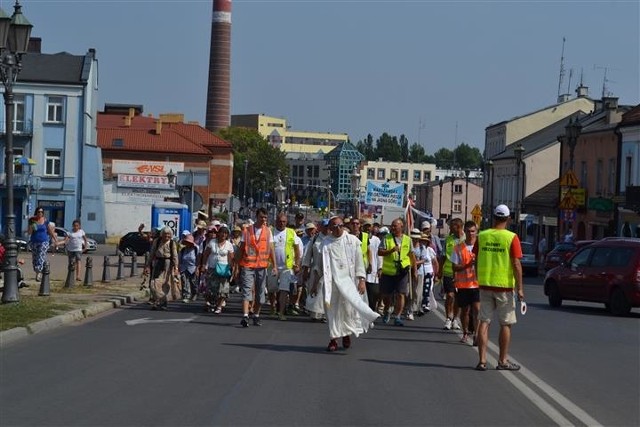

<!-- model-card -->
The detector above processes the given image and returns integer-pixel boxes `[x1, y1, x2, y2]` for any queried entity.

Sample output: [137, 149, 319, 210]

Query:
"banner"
[364, 181, 405, 207]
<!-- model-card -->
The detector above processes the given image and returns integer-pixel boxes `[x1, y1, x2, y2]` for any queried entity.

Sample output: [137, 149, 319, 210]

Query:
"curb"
[0, 289, 148, 348]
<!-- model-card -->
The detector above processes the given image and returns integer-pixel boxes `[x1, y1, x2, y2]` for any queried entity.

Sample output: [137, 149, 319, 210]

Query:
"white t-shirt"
[66, 229, 86, 252]
[205, 239, 234, 269]
[273, 228, 290, 269]
[366, 235, 382, 283]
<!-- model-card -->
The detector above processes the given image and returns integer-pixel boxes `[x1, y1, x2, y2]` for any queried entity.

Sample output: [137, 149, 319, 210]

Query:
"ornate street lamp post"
[564, 117, 582, 171]
[275, 172, 286, 223]
[514, 143, 525, 236]
[1, 1, 33, 303]
[350, 164, 361, 219]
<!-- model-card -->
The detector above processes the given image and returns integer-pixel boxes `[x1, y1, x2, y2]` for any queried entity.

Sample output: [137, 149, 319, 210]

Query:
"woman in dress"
[143, 226, 179, 310]
[200, 225, 234, 313]
[27, 207, 58, 281]
[64, 219, 89, 281]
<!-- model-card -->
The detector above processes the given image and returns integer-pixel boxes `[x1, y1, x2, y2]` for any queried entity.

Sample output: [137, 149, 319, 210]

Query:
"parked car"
[544, 240, 596, 271]
[520, 242, 538, 276]
[118, 231, 152, 256]
[543, 237, 640, 316]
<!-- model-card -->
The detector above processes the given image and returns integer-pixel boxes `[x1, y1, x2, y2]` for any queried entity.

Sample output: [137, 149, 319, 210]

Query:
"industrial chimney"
[205, 0, 232, 132]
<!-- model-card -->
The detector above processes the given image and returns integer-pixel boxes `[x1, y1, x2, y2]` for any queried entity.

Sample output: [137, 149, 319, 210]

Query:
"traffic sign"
[472, 214, 482, 226]
[471, 204, 482, 216]
[559, 170, 579, 187]
[558, 190, 577, 210]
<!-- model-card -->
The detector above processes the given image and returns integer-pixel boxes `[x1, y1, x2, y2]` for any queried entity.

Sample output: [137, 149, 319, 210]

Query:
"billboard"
[364, 181, 405, 207]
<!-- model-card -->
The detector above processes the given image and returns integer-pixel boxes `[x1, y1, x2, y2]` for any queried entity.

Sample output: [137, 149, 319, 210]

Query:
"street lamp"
[166, 169, 176, 186]
[275, 172, 286, 223]
[514, 143, 525, 235]
[1, 1, 33, 304]
[438, 179, 444, 237]
[350, 164, 361, 219]
[464, 169, 470, 220]
[564, 117, 582, 171]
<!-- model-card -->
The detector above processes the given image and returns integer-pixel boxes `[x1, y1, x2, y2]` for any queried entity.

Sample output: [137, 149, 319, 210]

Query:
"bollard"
[116, 253, 124, 280]
[84, 256, 94, 286]
[130, 253, 138, 277]
[64, 258, 76, 288]
[38, 261, 51, 296]
[101, 256, 111, 283]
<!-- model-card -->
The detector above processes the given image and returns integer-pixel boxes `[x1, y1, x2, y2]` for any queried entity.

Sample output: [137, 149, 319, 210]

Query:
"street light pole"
[464, 169, 470, 220]
[438, 179, 444, 237]
[1, 1, 32, 303]
[487, 160, 494, 226]
[514, 143, 525, 237]
[350, 164, 361, 219]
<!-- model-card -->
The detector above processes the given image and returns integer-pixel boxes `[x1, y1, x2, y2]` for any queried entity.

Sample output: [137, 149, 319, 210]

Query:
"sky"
[17, 0, 640, 153]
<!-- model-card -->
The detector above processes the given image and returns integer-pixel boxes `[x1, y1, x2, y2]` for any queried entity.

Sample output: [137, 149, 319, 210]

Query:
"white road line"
[432, 307, 602, 426]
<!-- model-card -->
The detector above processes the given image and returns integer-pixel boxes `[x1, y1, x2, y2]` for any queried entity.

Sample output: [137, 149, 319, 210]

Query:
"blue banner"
[364, 181, 405, 207]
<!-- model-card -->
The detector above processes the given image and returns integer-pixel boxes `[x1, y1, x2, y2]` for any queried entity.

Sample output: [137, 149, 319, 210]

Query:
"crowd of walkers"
[143, 204, 524, 370]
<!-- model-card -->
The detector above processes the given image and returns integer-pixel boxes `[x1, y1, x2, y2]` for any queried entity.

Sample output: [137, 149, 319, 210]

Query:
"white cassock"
[303, 233, 326, 319]
[321, 232, 380, 339]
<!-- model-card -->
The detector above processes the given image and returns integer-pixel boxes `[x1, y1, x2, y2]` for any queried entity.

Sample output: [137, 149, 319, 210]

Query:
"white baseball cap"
[494, 204, 510, 218]
[421, 221, 431, 230]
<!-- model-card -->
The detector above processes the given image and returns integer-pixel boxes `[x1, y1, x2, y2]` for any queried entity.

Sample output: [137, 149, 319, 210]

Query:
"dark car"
[118, 232, 152, 256]
[544, 240, 595, 271]
[543, 237, 640, 316]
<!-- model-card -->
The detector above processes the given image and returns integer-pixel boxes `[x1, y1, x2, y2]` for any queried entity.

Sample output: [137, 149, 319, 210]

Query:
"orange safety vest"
[454, 242, 478, 289]
[239, 225, 272, 269]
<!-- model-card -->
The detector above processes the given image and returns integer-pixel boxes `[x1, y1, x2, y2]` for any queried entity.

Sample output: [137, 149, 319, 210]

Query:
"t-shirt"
[273, 228, 290, 269]
[206, 239, 234, 269]
[66, 229, 86, 252]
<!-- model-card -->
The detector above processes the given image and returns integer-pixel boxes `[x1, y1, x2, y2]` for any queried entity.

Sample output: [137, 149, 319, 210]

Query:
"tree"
[408, 143, 425, 162]
[399, 134, 409, 162]
[453, 143, 483, 169]
[375, 132, 402, 162]
[433, 147, 455, 168]
[217, 127, 289, 197]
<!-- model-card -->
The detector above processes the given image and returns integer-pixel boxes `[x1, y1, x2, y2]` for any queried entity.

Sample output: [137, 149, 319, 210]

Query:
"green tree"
[217, 127, 289, 197]
[375, 132, 402, 161]
[399, 134, 410, 162]
[408, 143, 425, 162]
[433, 147, 455, 168]
[453, 143, 483, 169]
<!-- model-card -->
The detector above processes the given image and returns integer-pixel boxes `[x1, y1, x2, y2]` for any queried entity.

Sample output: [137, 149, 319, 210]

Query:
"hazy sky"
[20, 0, 639, 152]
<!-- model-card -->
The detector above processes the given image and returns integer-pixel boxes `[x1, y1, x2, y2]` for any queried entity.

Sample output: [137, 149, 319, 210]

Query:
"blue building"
[0, 39, 106, 241]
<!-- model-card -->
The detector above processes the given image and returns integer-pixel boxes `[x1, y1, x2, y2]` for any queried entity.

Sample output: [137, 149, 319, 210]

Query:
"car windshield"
[521, 242, 535, 255]
[552, 243, 575, 252]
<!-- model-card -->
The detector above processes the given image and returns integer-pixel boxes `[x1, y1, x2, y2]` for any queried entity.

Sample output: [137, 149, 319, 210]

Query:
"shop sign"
[112, 160, 184, 176]
[117, 173, 173, 189]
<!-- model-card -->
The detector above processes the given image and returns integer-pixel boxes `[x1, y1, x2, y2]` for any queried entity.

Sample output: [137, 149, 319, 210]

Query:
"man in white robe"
[313, 216, 380, 351]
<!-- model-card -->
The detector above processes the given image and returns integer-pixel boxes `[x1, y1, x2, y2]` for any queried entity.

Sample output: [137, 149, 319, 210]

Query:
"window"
[570, 248, 592, 269]
[377, 169, 385, 180]
[44, 150, 61, 176]
[596, 159, 603, 194]
[625, 156, 633, 187]
[112, 138, 123, 147]
[608, 159, 616, 195]
[367, 168, 375, 179]
[590, 247, 611, 268]
[400, 170, 408, 181]
[454, 184, 463, 194]
[13, 148, 24, 174]
[413, 170, 421, 181]
[424, 171, 431, 182]
[13, 95, 25, 132]
[46, 96, 64, 123]
[453, 199, 462, 213]
[390, 169, 398, 181]
[609, 247, 633, 267]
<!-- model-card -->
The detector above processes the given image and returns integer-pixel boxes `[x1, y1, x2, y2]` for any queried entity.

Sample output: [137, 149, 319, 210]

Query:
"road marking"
[432, 308, 602, 426]
[125, 317, 196, 326]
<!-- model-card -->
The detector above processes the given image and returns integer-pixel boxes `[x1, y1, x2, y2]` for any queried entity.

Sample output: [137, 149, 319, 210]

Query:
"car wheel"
[123, 246, 134, 256]
[609, 288, 631, 316]
[548, 282, 562, 307]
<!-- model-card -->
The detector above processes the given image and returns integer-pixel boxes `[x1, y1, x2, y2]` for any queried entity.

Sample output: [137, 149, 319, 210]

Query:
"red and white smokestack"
[205, 0, 232, 132]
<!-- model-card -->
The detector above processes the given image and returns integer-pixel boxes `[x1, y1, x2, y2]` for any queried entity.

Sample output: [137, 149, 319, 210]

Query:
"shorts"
[206, 269, 230, 297]
[67, 251, 82, 263]
[442, 276, 456, 294]
[268, 268, 296, 293]
[456, 288, 480, 308]
[240, 267, 268, 304]
[380, 271, 409, 295]
[479, 288, 517, 326]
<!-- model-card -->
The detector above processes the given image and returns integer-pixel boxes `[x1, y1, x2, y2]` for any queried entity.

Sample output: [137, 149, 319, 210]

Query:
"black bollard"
[130, 253, 138, 277]
[84, 256, 94, 286]
[64, 258, 76, 288]
[101, 256, 111, 283]
[116, 253, 124, 280]
[38, 261, 51, 296]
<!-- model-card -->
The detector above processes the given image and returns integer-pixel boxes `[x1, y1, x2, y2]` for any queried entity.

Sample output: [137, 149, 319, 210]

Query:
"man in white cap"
[474, 204, 524, 371]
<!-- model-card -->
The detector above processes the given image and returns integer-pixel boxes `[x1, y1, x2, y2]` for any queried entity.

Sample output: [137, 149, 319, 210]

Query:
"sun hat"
[362, 218, 373, 226]
[421, 221, 431, 230]
[410, 228, 422, 239]
[233, 225, 242, 232]
[196, 220, 207, 229]
[211, 219, 221, 227]
[379, 226, 389, 234]
[305, 222, 317, 229]
[494, 204, 510, 218]
[182, 230, 191, 236]
[182, 234, 195, 245]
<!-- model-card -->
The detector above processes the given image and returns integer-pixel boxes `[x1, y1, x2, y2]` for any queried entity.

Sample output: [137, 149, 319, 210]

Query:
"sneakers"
[240, 317, 249, 328]
[394, 317, 404, 327]
[214, 307, 222, 314]
[278, 313, 287, 321]
[286, 306, 300, 316]
[252, 317, 262, 326]
[35, 272, 41, 282]
[382, 313, 391, 324]
[406, 313, 414, 321]
[326, 339, 338, 352]
[444, 318, 452, 330]
[453, 318, 462, 330]
[342, 335, 351, 349]
[182, 298, 190, 304]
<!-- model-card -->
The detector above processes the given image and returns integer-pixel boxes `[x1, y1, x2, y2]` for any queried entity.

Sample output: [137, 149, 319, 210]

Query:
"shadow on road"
[359, 358, 477, 370]
[223, 342, 347, 355]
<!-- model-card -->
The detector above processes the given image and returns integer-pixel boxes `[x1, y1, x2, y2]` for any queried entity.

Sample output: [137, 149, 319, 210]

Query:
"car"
[544, 240, 595, 271]
[52, 227, 98, 252]
[520, 242, 538, 276]
[118, 231, 152, 256]
[543, 237, 640, 316]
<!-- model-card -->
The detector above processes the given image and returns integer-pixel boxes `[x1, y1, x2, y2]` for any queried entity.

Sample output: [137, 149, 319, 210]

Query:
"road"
[1, 276, 638, 426]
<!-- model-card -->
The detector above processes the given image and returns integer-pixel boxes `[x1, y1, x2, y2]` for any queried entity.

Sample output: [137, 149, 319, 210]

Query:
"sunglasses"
[329, 224, 344, 230]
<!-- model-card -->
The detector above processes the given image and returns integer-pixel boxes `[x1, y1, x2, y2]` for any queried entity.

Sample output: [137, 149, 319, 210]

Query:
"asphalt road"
[1, 276, 638, 427]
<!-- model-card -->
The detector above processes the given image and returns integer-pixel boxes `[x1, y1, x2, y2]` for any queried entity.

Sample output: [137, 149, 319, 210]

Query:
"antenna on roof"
[566, 68, 573, 96]
[594, 65, 620, 98]
[556, 37, 566, 101]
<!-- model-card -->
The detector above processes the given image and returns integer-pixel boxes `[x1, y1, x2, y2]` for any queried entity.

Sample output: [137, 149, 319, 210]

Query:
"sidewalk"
[0, 251, 149, 348]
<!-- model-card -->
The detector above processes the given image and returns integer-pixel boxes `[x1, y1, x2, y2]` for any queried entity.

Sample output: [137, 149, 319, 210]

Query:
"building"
[0, 41, 105, 240]
[97, 105, 233, 238]
[362, 159, 437, 196]
[231, 113, 349, 154]
[617, 104, 640, 237]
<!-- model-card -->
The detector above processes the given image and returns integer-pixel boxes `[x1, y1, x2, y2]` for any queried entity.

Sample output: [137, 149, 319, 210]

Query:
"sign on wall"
[117, 173, 174, 189]
[112, 160, 184, 175]
[364, 181, 405, 207]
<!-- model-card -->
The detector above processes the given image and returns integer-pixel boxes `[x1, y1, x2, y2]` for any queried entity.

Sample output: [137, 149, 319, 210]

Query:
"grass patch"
[0, 296, 74, 331]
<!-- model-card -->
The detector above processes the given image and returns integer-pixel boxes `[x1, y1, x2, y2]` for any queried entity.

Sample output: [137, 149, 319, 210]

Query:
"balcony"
[0, 119, 34, 136]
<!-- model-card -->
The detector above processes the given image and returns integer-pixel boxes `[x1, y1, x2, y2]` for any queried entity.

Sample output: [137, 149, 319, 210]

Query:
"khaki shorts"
[479, 289, 517, 326]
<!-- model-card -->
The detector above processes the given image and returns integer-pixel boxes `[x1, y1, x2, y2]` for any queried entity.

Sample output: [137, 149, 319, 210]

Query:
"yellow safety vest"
[476, 228, 516, 289]
[272, 227, 296, 269]
[381, 234, 411, 276]
[359, 232, 369, 268]
[442, 234, 457, 277]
